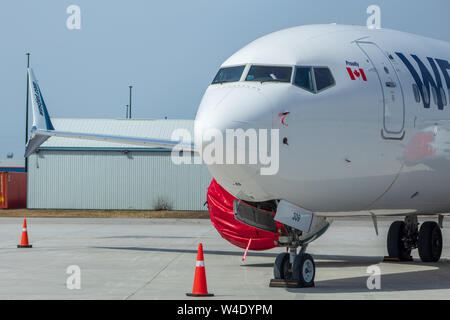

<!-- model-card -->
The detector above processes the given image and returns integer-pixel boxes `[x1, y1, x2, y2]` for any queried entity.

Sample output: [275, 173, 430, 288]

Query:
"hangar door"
[358, 42, 405, 137]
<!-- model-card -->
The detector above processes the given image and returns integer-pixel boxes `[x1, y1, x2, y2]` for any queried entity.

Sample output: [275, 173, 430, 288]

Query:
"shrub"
[154, 196, 173, 211]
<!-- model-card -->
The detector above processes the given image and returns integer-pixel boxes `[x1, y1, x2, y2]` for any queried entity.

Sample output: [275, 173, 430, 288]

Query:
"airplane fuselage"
[194, 24, 450, 217]
[25, 23, 450, 281]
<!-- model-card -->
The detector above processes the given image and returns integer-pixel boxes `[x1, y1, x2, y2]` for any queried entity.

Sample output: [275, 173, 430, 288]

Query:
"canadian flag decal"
[346, 67, 367, 81]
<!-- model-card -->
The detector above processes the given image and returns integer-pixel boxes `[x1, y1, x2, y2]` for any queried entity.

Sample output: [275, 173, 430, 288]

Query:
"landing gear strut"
[270, 228, 315, 288]
[387, 216, 443, 262]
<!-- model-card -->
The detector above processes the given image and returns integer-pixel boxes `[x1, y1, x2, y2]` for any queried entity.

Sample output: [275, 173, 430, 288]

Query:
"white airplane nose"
[194, 86, 275, 201]
[194, 86, 273, 150]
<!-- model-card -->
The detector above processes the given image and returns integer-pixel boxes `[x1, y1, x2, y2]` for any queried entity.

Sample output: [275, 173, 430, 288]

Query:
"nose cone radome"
[194, 85, 273, 151]
[194, 85, 275, 201]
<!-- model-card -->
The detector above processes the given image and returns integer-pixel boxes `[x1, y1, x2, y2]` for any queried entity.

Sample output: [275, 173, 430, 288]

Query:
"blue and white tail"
[25, 68, 55, 157]
[24, 68, 193, 157]
[29, 68, 54, 132]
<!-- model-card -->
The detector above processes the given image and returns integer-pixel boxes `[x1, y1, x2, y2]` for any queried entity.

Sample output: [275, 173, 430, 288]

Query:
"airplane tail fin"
[24, 68, 194, 157]
[25, 68, 55, 157]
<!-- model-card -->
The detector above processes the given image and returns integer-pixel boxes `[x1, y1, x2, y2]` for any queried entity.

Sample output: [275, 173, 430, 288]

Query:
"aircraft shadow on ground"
[97, 235, 200, 239]
[243, 255, 450, 294]
[92, 246, 450, 293]
[91, 246, 279, 258]
[291, 257, 450, 294]
[286, 266, 450, 294]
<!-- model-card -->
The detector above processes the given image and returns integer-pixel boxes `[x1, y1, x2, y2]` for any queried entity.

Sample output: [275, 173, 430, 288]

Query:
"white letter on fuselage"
[171, 129, 193, 165]
[259, 129, 279, 176]
[225, 128, 258, 165]
[202, 128, 224, 165]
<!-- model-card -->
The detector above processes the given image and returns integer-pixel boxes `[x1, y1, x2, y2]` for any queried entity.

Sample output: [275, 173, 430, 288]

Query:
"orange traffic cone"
[17, 218, 32, 248]
[186, 243, 213, 297]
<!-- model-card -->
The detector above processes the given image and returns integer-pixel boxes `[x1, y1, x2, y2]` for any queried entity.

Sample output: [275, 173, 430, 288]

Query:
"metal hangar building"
[27, 119, 212, 211]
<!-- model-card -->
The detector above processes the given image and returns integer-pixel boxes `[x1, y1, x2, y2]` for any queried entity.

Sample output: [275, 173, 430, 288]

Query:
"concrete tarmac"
[0, 217, 449, 299]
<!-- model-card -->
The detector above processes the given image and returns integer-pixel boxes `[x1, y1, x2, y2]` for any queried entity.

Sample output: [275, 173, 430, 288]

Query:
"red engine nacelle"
[207, 179, 280, 251]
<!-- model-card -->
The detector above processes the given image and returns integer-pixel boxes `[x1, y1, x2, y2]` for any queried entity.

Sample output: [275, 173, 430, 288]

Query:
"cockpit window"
[294, 67, 314, 92]
[314, 67, 335, 91]
[245, 66, 292, 83]
[212, 65, 245, 84]
[294, 66, 335, 93]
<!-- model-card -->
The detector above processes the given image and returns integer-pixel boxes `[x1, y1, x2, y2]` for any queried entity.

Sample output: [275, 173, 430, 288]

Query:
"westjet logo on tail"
[32, 82, 44, 116]
[396, 52, 450, 110]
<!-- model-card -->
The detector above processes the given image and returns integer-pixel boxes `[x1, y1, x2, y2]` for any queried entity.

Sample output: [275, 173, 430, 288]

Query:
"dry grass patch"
[0, 209, 210, 219]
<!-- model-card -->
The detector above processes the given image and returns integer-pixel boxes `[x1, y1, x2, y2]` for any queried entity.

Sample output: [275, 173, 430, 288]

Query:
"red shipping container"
[0, 172, 27, 209]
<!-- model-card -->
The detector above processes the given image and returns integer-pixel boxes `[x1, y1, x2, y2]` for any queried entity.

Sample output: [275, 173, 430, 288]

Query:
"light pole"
[125, 105, 129, 119]
[25, 53, 30, 172]
[128, 85, 132, 119]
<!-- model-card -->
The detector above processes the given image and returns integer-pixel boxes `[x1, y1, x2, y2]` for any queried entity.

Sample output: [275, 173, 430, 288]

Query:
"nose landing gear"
[270, 244, 316, 288]
[293, 252, 316, 287]
[271, 249, 315, 288]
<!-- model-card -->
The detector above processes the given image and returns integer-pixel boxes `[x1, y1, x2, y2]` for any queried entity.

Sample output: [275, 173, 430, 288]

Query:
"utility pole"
[25, 53, 30, 173]
[128, 85, 133, 119]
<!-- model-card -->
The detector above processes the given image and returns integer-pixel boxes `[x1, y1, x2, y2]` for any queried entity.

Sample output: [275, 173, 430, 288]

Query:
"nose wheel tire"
[292, 253, 315, 287]
[273, 252, 315, 287]
[387, 221, 412, 261]
[418, 221, 442, 262]
[273, 252, 291, 280]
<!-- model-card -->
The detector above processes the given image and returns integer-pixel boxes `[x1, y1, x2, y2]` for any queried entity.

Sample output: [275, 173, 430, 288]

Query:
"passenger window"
[412, 84, 421, 103]
[313, 67, 335, 91]
[294, 67, 314, 92]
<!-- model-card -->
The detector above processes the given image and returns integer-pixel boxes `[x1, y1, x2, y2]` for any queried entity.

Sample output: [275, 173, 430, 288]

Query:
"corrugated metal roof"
[41, 118, 194, 149]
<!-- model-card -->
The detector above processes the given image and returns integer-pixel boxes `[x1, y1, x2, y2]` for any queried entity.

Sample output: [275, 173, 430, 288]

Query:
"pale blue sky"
[1, 0, 449, 157]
